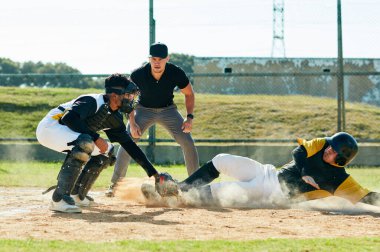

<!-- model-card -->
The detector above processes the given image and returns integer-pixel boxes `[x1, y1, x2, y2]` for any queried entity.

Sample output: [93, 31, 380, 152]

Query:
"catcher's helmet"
[326, 132, 358, 166]
[105, 73, 139, 95]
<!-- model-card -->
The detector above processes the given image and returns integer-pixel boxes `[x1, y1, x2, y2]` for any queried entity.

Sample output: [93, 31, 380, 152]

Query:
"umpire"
[106, 43, 199, 196]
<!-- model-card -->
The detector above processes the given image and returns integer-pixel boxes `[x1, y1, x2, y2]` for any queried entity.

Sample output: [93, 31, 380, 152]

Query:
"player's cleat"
[71, 194, 93, 207]
[141, 183, 162, 205]
[105, 183, 116, 197]
[49, 199, 82, 213]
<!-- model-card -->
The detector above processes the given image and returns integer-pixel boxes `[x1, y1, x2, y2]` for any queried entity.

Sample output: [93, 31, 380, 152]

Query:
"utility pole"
[337, 0, 345, 131]
[271, 0, 286, 57]
[149, 0, 155, 45]
[147, 0, 156, 161]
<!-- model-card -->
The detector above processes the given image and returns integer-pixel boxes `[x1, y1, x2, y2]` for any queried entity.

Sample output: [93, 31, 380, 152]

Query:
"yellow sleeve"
[334, 176, 370, 204]
[297, 190, 333, 201]
[297, 138, 326, 158]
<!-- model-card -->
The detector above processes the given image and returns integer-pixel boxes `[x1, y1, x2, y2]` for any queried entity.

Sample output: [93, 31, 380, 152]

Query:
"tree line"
[0, 53, 194, 88]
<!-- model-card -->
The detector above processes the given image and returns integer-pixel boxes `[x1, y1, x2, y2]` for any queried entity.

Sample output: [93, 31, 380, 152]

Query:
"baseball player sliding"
[142, 132, 380, 208]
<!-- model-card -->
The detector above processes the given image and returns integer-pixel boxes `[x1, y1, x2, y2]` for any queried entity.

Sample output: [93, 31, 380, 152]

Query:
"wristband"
[186, 113, 194, 119]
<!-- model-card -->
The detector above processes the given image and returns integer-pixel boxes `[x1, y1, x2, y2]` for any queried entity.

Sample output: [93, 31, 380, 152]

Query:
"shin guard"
[52, 150, 87, 203]
[72, 154, 110, 200]
[52, 134, 94, 203]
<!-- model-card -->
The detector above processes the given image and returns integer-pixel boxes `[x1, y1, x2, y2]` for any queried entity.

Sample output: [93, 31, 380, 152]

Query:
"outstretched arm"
[106, 129, 158, 178]
[118, 140, 159, 178]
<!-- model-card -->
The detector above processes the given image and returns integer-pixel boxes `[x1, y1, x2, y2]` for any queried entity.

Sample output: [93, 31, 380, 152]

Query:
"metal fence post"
[147, 0, 156, 161]
[337, 0, 346, 132]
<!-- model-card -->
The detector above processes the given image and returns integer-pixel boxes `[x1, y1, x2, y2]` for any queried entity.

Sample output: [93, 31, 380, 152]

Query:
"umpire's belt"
[139, 101, 174, 108]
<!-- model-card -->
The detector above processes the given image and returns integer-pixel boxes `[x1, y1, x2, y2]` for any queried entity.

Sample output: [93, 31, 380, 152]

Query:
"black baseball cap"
[149, 42, 168, 58]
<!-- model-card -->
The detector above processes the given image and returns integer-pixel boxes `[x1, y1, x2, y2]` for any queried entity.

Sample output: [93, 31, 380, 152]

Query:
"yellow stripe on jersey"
[298, 190, 333, 201]
[297, 138, 326, 158]
[51, 113, 64, 120]
[334, 176, 370, 204]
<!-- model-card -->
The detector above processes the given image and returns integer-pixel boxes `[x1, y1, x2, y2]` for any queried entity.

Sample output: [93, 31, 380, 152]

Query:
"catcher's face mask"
[119, 93, 137, 114]
[107, 86, 139, 114]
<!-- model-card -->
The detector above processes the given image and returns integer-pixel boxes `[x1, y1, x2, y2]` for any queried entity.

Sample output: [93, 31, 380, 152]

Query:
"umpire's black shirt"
[130, 63, 189, 108]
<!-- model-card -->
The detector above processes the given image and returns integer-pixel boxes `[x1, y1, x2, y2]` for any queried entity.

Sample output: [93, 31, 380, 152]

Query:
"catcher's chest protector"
[86, 104, 124, 132]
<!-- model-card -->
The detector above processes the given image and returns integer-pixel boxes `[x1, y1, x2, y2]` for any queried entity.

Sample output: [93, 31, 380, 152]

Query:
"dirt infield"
[1, 181, 380, 241]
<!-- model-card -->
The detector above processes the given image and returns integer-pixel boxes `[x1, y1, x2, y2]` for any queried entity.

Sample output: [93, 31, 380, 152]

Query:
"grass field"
[1, 237, 380, 252]
[1, 86, 380, 140]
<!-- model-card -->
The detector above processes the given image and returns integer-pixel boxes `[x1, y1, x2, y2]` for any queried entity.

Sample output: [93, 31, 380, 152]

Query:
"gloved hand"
[155, 172, 179, 197]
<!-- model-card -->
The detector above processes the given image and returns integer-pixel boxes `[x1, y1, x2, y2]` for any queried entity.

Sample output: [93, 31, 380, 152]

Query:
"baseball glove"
[155, 172, 179, 197]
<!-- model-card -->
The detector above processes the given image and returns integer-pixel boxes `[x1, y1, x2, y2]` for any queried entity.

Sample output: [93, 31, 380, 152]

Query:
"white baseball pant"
[36, 107, 113, 155]
[209, 154, 286, 207]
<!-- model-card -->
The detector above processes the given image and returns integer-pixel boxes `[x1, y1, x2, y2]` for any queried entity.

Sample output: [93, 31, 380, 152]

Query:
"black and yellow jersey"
[277, 137, 370, 204]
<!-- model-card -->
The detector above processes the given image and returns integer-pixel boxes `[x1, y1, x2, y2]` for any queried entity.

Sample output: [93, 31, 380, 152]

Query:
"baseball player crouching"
[37, 73, 173, 213]
[156, 132, 380, 208]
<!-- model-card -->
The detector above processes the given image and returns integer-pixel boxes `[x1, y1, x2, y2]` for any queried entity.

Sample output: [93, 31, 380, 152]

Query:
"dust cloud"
[112, 177, 380, 215]
[113, 177, 151, 204]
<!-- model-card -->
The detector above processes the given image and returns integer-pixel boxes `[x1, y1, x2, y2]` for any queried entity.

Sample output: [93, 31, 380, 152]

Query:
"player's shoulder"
[74, 94, 105, 108]
[76, 93, 102, 102]
[297, 137, 327, 157]
[73, 94, 91, 102]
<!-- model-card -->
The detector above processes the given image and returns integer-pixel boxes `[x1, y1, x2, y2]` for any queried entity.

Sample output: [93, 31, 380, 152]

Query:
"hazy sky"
[1, 0, 379, 74]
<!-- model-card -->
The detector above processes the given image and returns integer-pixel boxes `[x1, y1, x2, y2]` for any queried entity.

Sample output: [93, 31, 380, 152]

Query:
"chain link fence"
[191, 58, 380, 106]
[190, 72, 380, 105]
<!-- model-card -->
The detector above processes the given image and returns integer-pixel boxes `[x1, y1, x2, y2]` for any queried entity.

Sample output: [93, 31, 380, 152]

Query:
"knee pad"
[70, 134, 95, 162]
[77, 134, 95, 153]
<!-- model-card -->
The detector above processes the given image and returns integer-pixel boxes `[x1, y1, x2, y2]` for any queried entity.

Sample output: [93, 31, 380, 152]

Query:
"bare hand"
[94, 137, 108, 154]
[181, 118, 193, 133]
[302, 175, 320, 190]
[130, 122, 142, 138]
